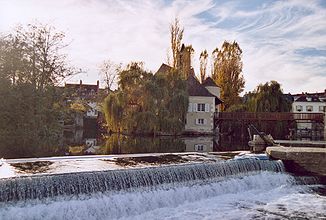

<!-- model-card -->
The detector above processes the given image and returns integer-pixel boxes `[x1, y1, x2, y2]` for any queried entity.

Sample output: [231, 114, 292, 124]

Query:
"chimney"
[80, 80, 82, 85]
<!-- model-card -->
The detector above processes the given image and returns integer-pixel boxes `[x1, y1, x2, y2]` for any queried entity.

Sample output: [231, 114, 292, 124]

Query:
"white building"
[185, 76, 222, 134]
[292, 95, 326, 114]
[292, 94, 326, 138]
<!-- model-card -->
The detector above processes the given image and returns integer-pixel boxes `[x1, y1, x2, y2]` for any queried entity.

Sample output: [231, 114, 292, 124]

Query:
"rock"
[266, 146, 326, 176]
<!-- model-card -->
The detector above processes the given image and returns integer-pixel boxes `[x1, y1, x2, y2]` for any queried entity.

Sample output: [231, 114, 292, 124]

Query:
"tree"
[242, 81, 292, 139]
[99, 59, 121, 92]
[103, 62, 188, 135]
[212, 41, 245, 110]
[169, 18, 184, 69]
[246, 81, 292, 112]
[199, 50, 208, 83]
[177, 44, 194, 78]
[0, 23, 75, 158]
[1, 23, 77, 89]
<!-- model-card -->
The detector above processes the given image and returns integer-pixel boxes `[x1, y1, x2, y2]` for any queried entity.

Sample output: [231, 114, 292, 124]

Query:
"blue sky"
[0, 0, 325, 93]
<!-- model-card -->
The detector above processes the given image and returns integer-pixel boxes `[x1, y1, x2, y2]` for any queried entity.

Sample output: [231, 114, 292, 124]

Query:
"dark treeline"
[0, 23, 77, 158]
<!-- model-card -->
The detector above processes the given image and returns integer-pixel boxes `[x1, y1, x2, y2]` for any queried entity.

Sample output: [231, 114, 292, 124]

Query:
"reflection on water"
[101, 135, 186, 154]
[94, 135, 249, 155]
[1, 133, 250, 159]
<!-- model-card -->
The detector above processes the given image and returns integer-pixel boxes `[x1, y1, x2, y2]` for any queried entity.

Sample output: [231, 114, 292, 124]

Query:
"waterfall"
[0, 158, 284, 203]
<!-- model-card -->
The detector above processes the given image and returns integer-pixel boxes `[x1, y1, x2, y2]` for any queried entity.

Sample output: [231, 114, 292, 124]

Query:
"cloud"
[0, 0, 325, 93]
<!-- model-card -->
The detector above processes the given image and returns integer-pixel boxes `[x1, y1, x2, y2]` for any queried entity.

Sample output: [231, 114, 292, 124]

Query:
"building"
[291, 92, 326, 140]
[156, 63, 223, 134]
[186, 75, 222, 134]
[63, 80, 103, 146]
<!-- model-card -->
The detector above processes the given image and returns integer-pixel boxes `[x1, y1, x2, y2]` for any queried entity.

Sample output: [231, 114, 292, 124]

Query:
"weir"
[0, 158, 284, 203]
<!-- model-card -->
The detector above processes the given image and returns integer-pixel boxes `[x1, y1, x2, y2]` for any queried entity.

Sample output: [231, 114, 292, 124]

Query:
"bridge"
[215, 112, 325, 123]
[214, 112, 325, 140]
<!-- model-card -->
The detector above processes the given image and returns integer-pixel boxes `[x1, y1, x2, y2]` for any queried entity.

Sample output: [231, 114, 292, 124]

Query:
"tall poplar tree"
[212, 41, 245, 110]
[169, 18, 184, 69]
[199, 50, 208, 83]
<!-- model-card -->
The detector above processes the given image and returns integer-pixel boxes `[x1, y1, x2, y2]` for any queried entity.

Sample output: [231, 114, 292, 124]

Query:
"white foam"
[0, 159, 16, 179]
[1, 172, 324, 220]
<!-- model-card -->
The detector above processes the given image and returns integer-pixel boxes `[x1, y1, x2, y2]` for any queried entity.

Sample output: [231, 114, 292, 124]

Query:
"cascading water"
[0, 158, 325, 220]
[0, 158, 284, 202]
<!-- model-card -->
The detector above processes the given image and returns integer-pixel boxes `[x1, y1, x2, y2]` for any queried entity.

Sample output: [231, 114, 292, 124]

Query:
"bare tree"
[99, 60, 121, 92]
[0, 22, 78, 90]
[170, 18, 184, 68]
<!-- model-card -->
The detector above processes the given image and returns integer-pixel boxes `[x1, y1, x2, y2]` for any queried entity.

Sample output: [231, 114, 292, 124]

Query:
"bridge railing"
[215, 112, 325, 122]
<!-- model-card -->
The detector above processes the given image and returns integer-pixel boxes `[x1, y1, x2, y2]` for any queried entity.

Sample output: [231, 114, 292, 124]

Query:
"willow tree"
[103, 62, 188, 135]
[247, 81, 292, 112]
[103, 91, 126, 133]
[212, 41, 245, 110]
[199, 50, 208, 83]
[243, 81, 292, 139]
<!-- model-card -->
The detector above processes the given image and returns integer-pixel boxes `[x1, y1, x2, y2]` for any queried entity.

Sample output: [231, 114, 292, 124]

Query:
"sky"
[0, 0, 325, 94]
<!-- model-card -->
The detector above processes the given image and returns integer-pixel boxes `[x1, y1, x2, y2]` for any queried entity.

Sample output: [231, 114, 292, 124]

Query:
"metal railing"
[215, 112, 325, 122]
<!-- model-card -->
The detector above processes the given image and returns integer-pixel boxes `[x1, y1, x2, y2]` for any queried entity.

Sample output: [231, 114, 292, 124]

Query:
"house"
[186, 75, 222, 134]
[292, 94, 326, 113]
[63, 80, 103, 146]
[292, 93, 326, 113]
[156, 63, 223, 134]
[291, 92, 326, 140]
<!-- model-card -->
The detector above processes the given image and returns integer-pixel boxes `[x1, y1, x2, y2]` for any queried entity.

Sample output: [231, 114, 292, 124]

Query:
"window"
[306, 105, 313, 112]
[296, 105, 302, 112]
[197, 103, 205, 112]
[196, 118, 205, 125]
[319, 106, 325, 112]
[195, 144, 205, 151]
[197, 118, 204, 125]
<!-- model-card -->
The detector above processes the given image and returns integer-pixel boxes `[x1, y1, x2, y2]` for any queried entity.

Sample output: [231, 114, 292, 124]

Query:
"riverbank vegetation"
[0, 23, 77, 158]
[103, 62, 188, 135]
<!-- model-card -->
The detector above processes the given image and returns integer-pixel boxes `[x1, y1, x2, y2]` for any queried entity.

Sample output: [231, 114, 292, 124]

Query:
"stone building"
[156, 63, 223, 134]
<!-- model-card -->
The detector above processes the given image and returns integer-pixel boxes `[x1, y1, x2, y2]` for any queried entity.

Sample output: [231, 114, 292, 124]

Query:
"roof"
[155, 64, 223, 104]
[292, 90, 326, 98]
[202, 77, 220, 87]
[295, 95, 322, 102]
[156, 63, 173, 75]
[187, 75, 215, 97]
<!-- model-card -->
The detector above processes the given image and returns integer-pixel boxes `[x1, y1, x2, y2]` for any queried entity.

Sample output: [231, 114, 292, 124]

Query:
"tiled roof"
[187, 75, 215, 97]
[295, 95, 322, 102]
[202, 77, 220, 87]
[155, 64, 223, 104]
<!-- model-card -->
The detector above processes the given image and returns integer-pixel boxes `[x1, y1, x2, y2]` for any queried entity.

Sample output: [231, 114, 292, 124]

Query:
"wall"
[292, 101, 326, 113]
[205, 86, 221, 112]
[185, 96, 215, 133]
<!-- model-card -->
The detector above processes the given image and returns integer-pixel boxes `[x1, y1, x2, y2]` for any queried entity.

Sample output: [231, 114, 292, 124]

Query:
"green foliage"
[245, 81, 292, 112]
[240, 81, 292, 138]
[0, 23, 73, 158]
[212, 41, 245, 110]
[0, 81, 64, 158]
[103, 63, 189, 135]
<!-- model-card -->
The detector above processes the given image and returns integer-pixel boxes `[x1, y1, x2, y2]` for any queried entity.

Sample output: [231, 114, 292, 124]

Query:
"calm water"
[0, 134, 249, 159]
[79, 135, 249, 156]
